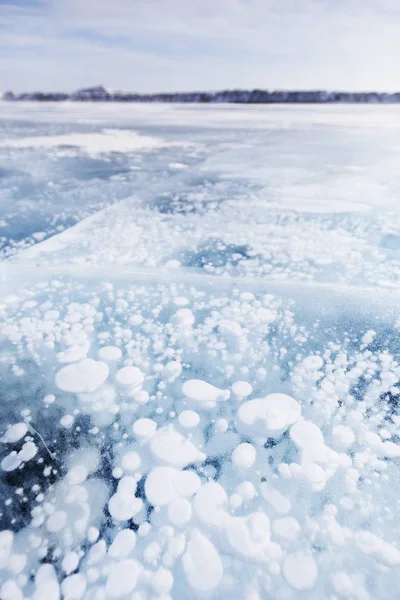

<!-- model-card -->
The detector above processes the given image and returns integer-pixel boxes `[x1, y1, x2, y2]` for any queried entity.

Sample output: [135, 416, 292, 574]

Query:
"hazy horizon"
[4, 84, 400, 95]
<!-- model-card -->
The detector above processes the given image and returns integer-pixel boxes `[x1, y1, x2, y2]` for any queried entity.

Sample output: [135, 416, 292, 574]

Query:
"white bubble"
[283, 552, 318, 590]
[2, 423, 28, 444]
[178, 410, 200, 428]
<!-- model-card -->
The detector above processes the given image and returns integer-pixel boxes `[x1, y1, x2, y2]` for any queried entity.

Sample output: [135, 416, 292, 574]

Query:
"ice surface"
[0, 129, 171, 155]
[1, 102, 400, 598]
[2, 103, 400, 288]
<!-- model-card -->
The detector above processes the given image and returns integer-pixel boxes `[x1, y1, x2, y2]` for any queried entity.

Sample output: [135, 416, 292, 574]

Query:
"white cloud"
[1, 0, 400, 92]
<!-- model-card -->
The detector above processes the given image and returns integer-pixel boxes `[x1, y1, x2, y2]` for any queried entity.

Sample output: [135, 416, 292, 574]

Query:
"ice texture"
[1, 103, 400, 599]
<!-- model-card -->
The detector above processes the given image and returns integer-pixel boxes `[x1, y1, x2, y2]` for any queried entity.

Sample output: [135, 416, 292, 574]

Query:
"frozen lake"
[1, 102, 400, 599]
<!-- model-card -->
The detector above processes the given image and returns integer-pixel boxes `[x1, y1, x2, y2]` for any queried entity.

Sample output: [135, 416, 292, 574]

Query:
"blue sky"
[1, 0, 400, 92]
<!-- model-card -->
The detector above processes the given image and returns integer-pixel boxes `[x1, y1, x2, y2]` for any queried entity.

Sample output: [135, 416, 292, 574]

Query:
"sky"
[1, 0, 400, 93]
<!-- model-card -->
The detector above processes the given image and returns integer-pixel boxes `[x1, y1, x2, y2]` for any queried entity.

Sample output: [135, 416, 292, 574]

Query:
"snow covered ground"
[1, 102, 400, 599]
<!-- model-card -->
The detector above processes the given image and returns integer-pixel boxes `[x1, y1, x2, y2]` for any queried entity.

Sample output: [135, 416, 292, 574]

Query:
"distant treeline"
[3, 86, 400, 104]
